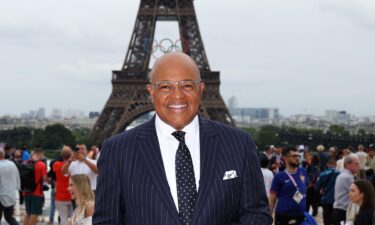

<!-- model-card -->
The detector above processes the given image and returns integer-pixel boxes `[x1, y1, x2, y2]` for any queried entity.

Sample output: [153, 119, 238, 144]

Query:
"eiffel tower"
[91, 0, 235, 143]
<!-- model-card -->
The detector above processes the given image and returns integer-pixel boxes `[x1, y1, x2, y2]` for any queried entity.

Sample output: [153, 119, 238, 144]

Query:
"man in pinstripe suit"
[93, 52, 272, 225]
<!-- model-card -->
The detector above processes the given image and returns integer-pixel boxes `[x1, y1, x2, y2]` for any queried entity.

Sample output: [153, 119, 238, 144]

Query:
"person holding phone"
[61, 144, 98, 192]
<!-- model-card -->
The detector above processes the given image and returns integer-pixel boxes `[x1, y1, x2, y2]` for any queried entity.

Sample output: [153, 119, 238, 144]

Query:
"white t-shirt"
[69, 158, 97, 190]
[261, 167, 274, 197]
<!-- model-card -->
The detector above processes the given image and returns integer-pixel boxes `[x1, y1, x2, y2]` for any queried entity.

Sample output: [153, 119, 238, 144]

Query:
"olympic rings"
[143, 37, 190, 59]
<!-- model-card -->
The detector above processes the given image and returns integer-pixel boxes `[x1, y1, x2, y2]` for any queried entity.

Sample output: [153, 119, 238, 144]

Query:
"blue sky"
[1, 0, 375, 117]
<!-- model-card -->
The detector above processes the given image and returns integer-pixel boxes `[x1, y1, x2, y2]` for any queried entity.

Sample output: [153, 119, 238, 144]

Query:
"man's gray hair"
[0, 148, 4, 158]
[344, 154, 358, 167]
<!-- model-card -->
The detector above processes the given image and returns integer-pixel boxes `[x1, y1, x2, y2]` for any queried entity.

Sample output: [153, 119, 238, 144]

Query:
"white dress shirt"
[155, 115, 201, 209]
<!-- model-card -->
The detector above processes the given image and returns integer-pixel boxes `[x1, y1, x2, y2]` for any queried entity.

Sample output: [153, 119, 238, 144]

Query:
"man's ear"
[146, 84, 153, 103]
[199, 82, 205, 94]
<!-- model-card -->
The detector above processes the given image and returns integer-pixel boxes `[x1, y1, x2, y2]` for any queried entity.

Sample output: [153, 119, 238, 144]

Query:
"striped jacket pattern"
[93, 116, 272, 225]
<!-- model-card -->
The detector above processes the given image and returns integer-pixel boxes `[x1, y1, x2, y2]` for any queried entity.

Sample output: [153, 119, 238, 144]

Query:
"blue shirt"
[270, 167, 309, 215]
[21, 150, 30, 161]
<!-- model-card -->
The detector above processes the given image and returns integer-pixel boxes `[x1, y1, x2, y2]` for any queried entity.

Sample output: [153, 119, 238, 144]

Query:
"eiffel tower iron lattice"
[91, 0, 235, 143]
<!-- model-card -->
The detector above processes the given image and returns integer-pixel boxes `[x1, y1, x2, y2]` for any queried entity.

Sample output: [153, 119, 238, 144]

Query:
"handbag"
[299, 212, 318, 225]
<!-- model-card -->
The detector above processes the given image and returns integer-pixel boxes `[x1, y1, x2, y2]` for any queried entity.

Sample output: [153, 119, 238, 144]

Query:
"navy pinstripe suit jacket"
[93, 116, 272, 225]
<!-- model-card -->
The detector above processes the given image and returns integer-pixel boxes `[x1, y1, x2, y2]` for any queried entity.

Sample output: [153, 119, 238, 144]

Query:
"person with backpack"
[22, 148, 47, 225]
[0, 148, 20, 225]
[315, 157, 340, 225]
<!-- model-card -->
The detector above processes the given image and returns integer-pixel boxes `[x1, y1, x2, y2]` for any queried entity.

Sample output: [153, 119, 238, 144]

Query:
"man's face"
[274, 147, 282, 155]
[77, 144, 87, 156]
[147, 54, 205, 130]
[32, 152, 44, 161]
[346, 158, 360, 175]
[285, 151, 301, 168]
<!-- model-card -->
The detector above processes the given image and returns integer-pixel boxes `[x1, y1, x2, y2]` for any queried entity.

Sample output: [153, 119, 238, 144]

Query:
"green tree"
[257, 125, 280, 150]
[71, 128, 94, 146]
[31, 128, 45, 147]
[242, 127, 259, 140]
[357, 129, 366, 136]
[0, 127, 32, 147]
[328, 125, 350, 136]
[42, 124, 76, 150]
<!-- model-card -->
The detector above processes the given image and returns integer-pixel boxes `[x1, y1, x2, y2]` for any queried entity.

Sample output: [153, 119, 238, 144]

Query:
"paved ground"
[1, 189, 324, 225]
[1, 189, 55, 225]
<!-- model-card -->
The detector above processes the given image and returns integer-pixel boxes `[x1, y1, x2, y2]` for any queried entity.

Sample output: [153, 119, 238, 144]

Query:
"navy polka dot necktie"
[172, 131, 197, 225]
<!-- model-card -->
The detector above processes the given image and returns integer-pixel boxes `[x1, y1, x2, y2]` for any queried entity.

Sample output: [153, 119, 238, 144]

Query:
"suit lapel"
[137, 118, 181, 225]
[191, 117, 220, 224]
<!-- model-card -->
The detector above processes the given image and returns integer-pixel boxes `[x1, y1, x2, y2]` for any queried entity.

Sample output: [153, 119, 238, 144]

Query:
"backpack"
[299, 212, 318, 225]
[19, 160, 37, 192]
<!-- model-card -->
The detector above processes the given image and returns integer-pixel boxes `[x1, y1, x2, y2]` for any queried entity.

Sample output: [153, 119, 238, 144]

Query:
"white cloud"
[319, 0, 375, 30]
[57, 60, 120, 84]
[1, 0, 375, 117]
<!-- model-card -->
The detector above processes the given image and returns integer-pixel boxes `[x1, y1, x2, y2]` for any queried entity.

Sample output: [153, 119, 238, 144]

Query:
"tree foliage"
[0, 124, 91, 150]
[71, 128, 94, 146]
[0, 127, 32, 147]
[256, 125, 280, 150]
[42, 124, 76, 149]
[242, 125, 374, 151]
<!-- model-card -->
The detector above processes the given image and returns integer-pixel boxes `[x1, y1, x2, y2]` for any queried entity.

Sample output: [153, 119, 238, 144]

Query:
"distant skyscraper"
[227, 96, 238, 109]
[325, 110, 350, 122]
[36, 108, 45, 119]
[65, 109, 85, 119]
[20, 113, 29, 119]
[229, 107, 280, 123]
[89, 111, 100, 119]
[51, 108, 63, 119]
[29, 110, 37, 118]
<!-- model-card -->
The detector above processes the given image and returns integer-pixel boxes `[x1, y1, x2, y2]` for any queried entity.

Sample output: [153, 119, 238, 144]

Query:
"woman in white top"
[68, 174, 95, 225]
[260, 153, 274, 197]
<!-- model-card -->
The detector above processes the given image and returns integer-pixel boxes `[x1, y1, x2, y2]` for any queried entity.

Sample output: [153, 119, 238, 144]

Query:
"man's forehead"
[150, 53, 199, 80]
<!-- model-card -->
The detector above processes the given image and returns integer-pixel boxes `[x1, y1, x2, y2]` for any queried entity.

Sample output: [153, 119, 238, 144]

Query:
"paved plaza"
[1, 188, 324, 225]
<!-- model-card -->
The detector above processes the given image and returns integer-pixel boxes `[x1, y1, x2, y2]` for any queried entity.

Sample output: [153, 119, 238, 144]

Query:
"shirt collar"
[155, 114, 199, 140]
[342, 168, 354, 175]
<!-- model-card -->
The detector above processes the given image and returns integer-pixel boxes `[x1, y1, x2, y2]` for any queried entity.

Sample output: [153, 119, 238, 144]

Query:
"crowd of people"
[260, 144, 375, 225]
[2, 142, 375, 225]
[0, 144, 99, 225]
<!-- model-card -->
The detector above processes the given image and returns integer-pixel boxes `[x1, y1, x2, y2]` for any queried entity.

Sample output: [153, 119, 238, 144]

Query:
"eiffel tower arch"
[91, 0, 235, 143]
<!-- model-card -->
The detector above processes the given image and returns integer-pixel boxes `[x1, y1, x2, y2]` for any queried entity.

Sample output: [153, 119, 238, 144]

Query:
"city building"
[229, 107, 280, 125]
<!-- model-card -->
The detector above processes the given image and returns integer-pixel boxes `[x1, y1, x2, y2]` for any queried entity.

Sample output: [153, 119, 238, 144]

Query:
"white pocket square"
[223, 170, 238, 180]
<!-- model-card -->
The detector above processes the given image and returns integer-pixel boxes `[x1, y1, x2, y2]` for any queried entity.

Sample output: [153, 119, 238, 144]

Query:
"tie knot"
[172, 131, 186, 143]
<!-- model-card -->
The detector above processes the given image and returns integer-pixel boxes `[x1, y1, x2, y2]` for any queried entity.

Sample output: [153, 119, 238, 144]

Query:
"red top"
[53, 161, 71, 201]
[25, 161, 47, 197]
